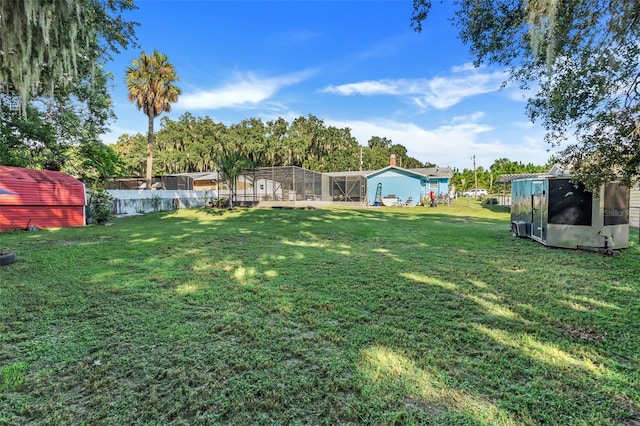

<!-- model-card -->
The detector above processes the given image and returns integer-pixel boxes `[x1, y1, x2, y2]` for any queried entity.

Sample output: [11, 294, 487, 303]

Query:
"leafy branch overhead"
[0, 0, 137, 114]
[412, 0, 640, 189]
[0, 0, 137, 176]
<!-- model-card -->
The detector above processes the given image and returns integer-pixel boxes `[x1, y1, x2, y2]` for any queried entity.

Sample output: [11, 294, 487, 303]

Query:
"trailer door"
[531, 180, 545, 241]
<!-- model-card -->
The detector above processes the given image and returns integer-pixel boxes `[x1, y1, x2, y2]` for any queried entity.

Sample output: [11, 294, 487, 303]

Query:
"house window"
[429, 181, 438, 190]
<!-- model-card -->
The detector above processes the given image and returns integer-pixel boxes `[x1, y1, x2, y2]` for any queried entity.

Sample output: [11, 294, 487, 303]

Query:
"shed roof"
[0, 165, 83, 186]
[495, 165, 572, 184]
[495, 173, 553, 184]
[0, 166, 85, 206]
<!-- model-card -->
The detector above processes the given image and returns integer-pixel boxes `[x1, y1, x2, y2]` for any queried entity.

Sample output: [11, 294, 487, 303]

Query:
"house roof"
[366, 165, 453, 179]
[323, 170, 368, 178]
[171, 172, 221, 180]
[411, 167, 454, 178]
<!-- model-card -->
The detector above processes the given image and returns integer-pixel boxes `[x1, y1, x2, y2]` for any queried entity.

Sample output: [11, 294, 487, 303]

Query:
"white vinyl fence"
[107, 190, 214, 216]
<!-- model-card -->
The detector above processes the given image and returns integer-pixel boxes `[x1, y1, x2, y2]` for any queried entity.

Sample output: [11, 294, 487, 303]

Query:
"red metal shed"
[0, 166, 86, 231]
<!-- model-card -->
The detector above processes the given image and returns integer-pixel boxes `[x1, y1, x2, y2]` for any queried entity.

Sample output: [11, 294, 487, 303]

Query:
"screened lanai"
[232, 166, 367, 205]
[234, 166, 325, 203]
[323, 171, 367, 203]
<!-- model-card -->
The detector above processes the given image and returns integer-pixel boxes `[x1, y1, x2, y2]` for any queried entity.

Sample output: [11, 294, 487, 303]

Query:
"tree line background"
[1, 99, 551, 193]
[112, 113, 428, 175]
[112, 112, 550, 193]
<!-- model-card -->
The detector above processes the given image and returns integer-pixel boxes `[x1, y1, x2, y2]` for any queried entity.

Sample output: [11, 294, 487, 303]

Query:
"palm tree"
[218, 152, 253, 209]
[126, 50, 181, 189]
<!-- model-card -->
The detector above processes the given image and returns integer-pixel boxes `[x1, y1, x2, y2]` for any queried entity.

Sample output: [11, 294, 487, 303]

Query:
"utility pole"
[473, 155, 478, 198]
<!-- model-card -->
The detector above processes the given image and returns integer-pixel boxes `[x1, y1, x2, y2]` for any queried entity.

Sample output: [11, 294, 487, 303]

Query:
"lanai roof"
[174, 165, 453, 182]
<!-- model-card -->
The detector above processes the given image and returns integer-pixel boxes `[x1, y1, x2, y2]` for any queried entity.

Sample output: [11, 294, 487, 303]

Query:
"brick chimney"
[390, 154, 396, 166]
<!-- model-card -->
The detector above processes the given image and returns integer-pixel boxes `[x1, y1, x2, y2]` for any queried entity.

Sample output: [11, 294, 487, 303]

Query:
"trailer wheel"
[0, 252, 16, 266]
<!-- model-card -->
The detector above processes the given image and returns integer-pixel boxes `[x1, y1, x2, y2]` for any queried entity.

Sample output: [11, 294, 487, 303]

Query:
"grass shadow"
[1, 207, 638, 424]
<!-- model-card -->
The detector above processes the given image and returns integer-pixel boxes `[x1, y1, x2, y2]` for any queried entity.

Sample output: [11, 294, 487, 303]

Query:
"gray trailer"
[510, 177, 630, 252]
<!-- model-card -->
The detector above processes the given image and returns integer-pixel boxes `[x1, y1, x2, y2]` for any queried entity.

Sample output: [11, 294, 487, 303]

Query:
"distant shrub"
[484, 197, 499, 205]
[87, 188, 113, 223]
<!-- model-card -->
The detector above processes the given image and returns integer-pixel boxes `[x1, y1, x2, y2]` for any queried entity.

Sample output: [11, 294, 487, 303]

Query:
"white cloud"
[323, 64, 508, 110]
[451, 111, 485, 123]
[451, 62, 477, 73]
[326, 116, 554, 169]
[177, 70, 314, 110]
[100, 125, 146, 145]
[415, 71, 507, 109]
[323, 80, 404, 96]
[327, 117, 492, 167]
[514, 120, 535, 129]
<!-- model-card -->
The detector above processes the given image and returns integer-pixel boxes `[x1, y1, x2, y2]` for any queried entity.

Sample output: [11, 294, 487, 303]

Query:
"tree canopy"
[112, 113, 429, 176]
[0, 0, 137, 113]
[450, 157, 551, 194]
[0, 0, 137, 183]
[412, 0, 640, 189]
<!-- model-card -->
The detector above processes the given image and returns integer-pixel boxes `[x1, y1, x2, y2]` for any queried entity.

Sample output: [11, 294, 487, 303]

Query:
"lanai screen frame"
[328, 174, 367, 202]
[232, 166, 368, 204]
[234, 166, 325, 202]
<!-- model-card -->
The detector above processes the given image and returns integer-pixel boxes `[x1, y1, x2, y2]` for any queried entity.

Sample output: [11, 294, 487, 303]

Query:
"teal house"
[367, 164, 453, 206]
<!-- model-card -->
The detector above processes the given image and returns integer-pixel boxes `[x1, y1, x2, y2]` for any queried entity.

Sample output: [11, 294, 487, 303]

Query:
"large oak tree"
[0, 0, 136, 178]
[412, 0, 640, 188]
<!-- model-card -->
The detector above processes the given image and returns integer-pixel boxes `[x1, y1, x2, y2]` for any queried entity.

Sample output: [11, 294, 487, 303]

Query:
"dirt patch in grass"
[564, 324, 606, 342]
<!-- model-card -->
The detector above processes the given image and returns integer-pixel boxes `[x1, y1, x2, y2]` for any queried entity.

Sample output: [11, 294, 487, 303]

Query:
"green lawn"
[1, 203, 639, 425]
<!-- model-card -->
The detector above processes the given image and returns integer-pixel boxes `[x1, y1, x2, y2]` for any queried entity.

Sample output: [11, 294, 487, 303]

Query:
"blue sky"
[102, 0, 556, 171]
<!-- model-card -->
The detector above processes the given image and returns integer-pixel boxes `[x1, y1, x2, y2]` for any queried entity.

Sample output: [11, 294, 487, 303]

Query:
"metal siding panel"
[510, 179, 533, 223]
[603, 183, 630, 226]
[630, 187, 640, 227]
[0, 206, 84, 231]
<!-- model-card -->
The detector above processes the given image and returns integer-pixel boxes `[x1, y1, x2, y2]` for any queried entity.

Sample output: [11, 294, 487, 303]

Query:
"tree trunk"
[146, 112, 155, 189]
